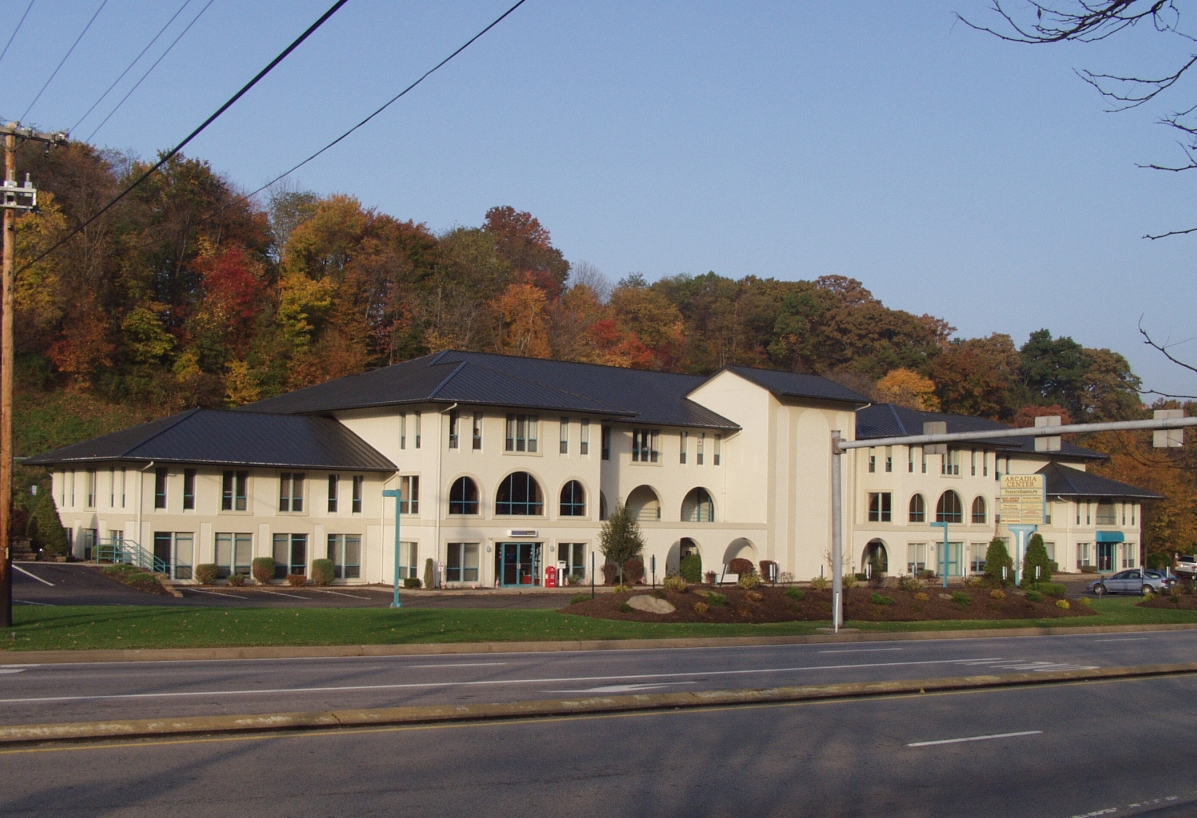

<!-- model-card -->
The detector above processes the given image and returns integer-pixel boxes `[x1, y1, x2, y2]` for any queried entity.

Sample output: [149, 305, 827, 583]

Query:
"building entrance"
[1097, 542, 1116, 572]
[497, 542, 542, 587]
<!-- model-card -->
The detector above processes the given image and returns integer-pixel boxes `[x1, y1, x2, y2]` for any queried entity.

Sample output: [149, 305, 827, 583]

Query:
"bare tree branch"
[1139, 317, 1197, 374]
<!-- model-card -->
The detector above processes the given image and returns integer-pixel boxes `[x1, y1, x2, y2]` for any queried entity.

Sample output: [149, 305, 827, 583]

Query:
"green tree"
[1022, 533, 1054, 586]
[984, 537, 1014, 587]
[599, 503, 645, 585]
[27, 491, 68, 556]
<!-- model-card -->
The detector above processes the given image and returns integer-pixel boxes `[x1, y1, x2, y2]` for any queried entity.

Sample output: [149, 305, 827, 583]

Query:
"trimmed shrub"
[1025, 589, 1044, 603]
[403, 577, 421, 589]
[737, 573, 762, 589]
[1079, 564, 1098, 574]
[1022, 534, 1053, 585]
[785, 588, 806, 601]
[194, 564, 218, 585]
[897, 575, 923, 592]
[842, 572, 859, 589]
[728, 557, 755, 576]
[287, 573, 307, 587]
[870, 593, 894, 606]
[311, 558, 335, 586]
[602, 562, 620, 585]
[708, 593, 728, 606]
[251, 557, 275, 585]
[662, 574, 688, 593]
[809, 575, 830, 591]
[914, 592, 930, 602]
[1056, 599, 1070, 610]
[990, 589, 1006, 600]
[854, 573, 868, 582]
[623, 557, 645, 585]
[951, 591, 971, 606]
[917, 569, 938, 580]
[27, 491, 68, 556]
[227, 574, 246, 587]
[759, 559, 779, 582]
[570, 594, 589, 605]
[1078, 596, 1092, 608]
[424, 557, 435, 590]
[983, 537, 1015, 587]
[694, 602, 709, 615]
[680, 553, 703, 583]
[1039, 582, 1066, 598]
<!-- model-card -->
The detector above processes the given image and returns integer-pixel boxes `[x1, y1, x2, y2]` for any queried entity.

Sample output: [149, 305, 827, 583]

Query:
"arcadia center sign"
[1000, 474, 1046, 526]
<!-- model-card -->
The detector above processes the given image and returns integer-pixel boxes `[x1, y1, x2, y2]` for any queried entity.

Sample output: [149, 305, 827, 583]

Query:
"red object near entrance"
[544, 565, 558, 588]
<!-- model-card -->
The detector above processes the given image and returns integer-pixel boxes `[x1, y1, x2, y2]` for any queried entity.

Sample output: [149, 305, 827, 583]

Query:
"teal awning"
[1096, 531, 1125, 543]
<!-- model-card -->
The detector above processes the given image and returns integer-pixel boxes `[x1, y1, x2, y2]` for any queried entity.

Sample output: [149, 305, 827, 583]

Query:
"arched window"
[626, 485, 661, 522]
[559, 480, 586, 516]
[496, 472, 543, 516]
[909, 494, 925, 523]
[971, 496, 987, 524]
[449, 477, 479, 515]
[936, 490, 963, 524]
[681, 488, 714, 522]
[599, 491, 608, 521]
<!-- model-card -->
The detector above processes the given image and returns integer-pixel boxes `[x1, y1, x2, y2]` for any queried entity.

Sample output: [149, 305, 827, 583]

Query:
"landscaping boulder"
[626, 594, 675, 615]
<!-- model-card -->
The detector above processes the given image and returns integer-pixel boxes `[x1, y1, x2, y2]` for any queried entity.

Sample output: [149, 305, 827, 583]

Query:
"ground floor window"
[446, 542, 480, 583]
[154, 531, 193, 580]
[399, 541, 418, 580]
[1076, 542, 1092, 570]
[273, 533, 308, 578]
[1043, 542, 1056, 566]
[327, 534, 361, 579]
[558, 542, 586, 581]
[1121, 543, 1137, 569]
[907, 543, 927, 575]
[82, 528, 97, 561]
[215, 533, 253, 578]
[969, 543, 987, 574]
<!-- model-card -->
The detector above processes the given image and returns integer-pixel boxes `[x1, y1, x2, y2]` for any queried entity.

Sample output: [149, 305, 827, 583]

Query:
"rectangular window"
[181, 469, 195, 510]
[921, 450, 927, 474]
[580, 419, 589, 455]
[884, 447, 891, 473]
[869, 453, 876, 473]
[86, 469, 97, 508]
[969, 542, 987, 574]
[352, 475, 363, 514]
[327, 534, 362, 579]
[119, 468, 126, 508]
[696, 433, 705, 465]
[1076, 543, 1092, 570]
[505, 413, 540, 453]
[559, 542, 587, 581]
[448, 409, 459, 449]
[399, 541, 418, 580]
[82, 528, 97, 561]
[154, 467, 167, 509]
[272, 533, 308, 579]
[907, 543, 927, 575]
[279, 473, 305, 513]
[109, 467, 115, 508]
[473, 412, 483, 450]
[221, 471, 248, 511]
[908, 448, 914, 473]
[983, 452, 989, 477]
[173, 532, 193, 580]
[327, 474, 339, 513]
[680, 431, 688, 464]
[400, 413, 406, 450]
[560, 417, 569, 454]
[601, 426, 611, 460]
[215, 532, 253, 579]
[400, 475, 419, 514]
[1121, 542, 1136, 569]
[632, 429, 660, 463]
[414, 412, 421, 448]
[446, 542, 480, 583]
[868, 492, 892, 523]
[941, 449, 960, 476]
[62, 470, 70, 507]
[714, 434, 722, 466]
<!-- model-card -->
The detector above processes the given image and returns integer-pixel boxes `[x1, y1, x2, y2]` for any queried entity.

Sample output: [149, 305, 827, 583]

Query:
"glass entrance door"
[1097, 542, 1116, 572]
[499, 542, 541, 587]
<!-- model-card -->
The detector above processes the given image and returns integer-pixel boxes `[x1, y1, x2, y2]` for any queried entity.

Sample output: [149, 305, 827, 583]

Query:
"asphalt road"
[3, 670, 1197, 817]
[3, 630, 1197, 727]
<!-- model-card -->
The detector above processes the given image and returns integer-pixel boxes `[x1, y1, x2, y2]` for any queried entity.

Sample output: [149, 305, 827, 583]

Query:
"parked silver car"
[1087, 569, 1175, 596]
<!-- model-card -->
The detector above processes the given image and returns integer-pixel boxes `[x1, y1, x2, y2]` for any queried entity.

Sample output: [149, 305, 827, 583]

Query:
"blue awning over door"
[1096, 531, 1125, 543]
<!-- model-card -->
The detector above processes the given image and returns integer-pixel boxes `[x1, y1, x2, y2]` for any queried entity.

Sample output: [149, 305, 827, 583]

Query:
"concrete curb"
[4, 622, 1197, 665]
[3, 662, 1196, 747]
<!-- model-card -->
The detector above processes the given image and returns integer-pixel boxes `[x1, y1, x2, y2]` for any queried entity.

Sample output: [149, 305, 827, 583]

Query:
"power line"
[20, 0, 110, 122]
[245, 0, 529, 203]
[0, 0, 35, 66]
[19, 0, 351, 275]
[72, 0, 196, 135]
[84, 0, 216, 142]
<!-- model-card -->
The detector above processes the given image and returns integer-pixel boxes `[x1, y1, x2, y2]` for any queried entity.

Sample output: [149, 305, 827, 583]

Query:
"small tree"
[423, 557, 435, 590]
[983, 537, 1014, 588]
[600, 503, 644, 586]
[1022, 533, 1053, 587]
[27, 491, 68, 556]
[679, 553, 702, 583]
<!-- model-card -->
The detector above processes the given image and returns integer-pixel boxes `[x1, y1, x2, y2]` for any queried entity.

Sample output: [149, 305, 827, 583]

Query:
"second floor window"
[154, 468, 167, 509]
[680, 431, 688, 464]
[86, 469, 97, 508]
[505, 414, 539, 452]
[328, 474, 339, 513]
[560, 418, 569, 454]
[399, 475, 419, 514]
[580, 419, 589, 454]
[279, 473, 305, 512]
[601, 426, 611, 460]
[696, 433, 705, 465]
[352, 475, 363, 513]
[448, 410, 459, 449]
[868, 492, 891, 522]
[714, 434, 722, 466]
[222, 471, 248, 511]
[182, 469, 195, 510]
[473, 412, 483, 450]
[633, 429, 659, 463]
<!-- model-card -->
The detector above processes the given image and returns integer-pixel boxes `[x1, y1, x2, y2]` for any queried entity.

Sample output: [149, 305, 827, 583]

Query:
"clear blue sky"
[4, 1, 1195, 397]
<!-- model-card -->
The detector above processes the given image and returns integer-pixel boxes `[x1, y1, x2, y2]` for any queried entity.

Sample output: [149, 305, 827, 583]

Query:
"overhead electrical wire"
[72, 0, 196, 135]
[84, 0, 217, 142]
[20, 0, 110, 122]
[19, 0, 351, 275]
[0, 0, 36, 67]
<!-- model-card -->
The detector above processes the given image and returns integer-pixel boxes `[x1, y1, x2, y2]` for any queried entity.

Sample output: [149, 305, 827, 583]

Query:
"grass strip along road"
[4, 597, 1196, 652]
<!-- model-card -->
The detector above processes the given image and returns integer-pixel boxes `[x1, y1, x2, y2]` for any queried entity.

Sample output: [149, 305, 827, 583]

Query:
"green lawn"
[3, 597, 1195, 652]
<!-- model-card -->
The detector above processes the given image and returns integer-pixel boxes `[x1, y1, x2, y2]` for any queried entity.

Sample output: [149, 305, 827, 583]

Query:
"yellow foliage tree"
[491, 282, 551, 358]
[876, 368, 941, 411]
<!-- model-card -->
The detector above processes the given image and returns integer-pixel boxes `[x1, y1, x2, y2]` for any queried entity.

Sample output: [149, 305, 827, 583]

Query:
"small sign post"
[382, 488, 402, 608]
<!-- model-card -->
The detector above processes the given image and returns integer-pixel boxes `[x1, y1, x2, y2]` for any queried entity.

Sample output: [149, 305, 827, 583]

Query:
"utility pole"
[1, 122, 67, 628]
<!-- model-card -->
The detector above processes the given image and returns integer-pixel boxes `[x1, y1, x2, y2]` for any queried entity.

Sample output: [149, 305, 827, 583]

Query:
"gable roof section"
[246, 351, 742, 430]
[1038, 462, 1163, 501]
[855, 403, 1107, 461]
[716, 366, 871, 405]
[23, 408, 396, 471]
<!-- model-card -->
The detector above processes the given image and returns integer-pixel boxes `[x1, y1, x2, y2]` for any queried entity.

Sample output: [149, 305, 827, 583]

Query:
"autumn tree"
[483, 206, 569, 299]
[930, 334, 1021, 419]
[876, 368, 940, 411]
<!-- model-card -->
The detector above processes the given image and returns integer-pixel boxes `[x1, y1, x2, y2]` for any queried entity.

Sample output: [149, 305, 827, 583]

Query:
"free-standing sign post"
[1000, 474, 1045, 586]
[930, 522, 949, 588]
[382, 488, 402, 608]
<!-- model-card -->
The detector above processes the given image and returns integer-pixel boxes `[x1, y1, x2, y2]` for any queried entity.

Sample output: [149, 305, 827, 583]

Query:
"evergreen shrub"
[423, 557, 435, 590]
[679, 553, 702, 583]
[27, 491, 68, 556]
[662, 575, 688, 593]
[194, 564, 218, 585]
[785, 588, 806, 601]
[251, 557, 274, 585]
[403, 577, 421, 589]
[1022, 534, 1053, 585]
[311, 559, 335, 586]
[1025, 590, 1044, 603]
[983, 538, 1014, 587]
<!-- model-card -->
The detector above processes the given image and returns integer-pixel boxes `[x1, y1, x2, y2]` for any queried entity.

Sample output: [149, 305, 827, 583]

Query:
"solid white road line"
[307, 589, 371, 599]
[1094, 638, 1150, 643]
[818, 648, 903, 654]
[908, 730, 1042, 747]
[0, 657, 1004, 705]
[13, 565, 53, 586]
[409, 662, 508, 669]
[257, 590, 308, 600]
[14, 600, 53, 606]
[188, 589, 245, 600]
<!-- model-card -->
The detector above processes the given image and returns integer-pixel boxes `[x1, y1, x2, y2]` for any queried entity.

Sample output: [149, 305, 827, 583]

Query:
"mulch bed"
[97, 564, 171, 596]
[563, 584, 1097, 624]
[1138, 593, 1197, 611]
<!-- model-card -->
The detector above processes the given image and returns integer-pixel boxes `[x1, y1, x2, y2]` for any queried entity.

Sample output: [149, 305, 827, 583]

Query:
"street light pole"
[382, 488, 402, 608]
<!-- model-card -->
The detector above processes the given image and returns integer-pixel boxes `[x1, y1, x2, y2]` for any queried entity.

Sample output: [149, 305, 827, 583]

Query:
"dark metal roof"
[717, 366, 871, 405]
[23, 408, 396, 471]
[246, 351, 743, 430]
[1037, 462, 1164, 501]
[855, 404, 1107, 461]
